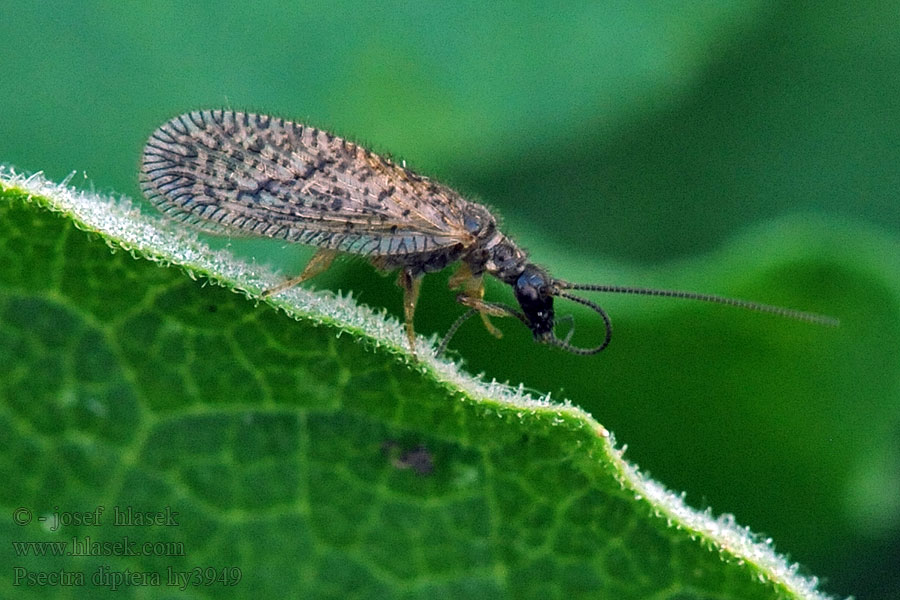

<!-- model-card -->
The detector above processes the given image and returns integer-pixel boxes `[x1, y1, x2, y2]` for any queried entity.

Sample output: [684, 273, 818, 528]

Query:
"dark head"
[440, 262, 837, 357]
[513, 264, 555, 340]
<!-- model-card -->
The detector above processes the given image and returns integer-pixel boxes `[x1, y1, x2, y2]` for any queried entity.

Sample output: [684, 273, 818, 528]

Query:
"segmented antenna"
[554, 282, 840, 327]
[437, 280, 839, 357]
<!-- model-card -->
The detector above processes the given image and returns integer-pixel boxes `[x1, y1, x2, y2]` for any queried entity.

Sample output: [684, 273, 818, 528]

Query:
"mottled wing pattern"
[140, 110, 476, 257]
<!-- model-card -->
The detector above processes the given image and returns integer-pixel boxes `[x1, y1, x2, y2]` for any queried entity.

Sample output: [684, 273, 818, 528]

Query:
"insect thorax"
[466, 229, 530, 285]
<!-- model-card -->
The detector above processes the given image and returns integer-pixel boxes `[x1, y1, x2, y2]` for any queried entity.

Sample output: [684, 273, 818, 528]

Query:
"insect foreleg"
[455, 295, 515, 318]
[262, 248, 339, 297]
[449, 263, 503, 339]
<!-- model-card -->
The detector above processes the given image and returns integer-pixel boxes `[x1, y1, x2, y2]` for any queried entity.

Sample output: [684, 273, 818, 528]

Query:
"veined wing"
[140, 110, 476, 257]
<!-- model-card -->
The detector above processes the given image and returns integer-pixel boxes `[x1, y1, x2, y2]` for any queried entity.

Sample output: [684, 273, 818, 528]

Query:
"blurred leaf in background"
[1, 1, 898, 598]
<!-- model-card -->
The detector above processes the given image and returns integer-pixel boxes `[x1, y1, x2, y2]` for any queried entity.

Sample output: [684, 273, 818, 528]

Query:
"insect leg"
[398, 268, 423, 355]
[456, 295, 515, 318]
[262, 249, 339, 297]
[449, 264, 503, 338]
[447, 262, 474, 289]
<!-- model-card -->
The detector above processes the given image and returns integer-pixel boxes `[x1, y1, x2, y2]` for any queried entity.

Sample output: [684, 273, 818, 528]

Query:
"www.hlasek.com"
[13, 536, 184, 557]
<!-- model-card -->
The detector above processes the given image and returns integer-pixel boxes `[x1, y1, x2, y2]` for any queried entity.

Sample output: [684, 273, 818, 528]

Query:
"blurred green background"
[2, 2, 898, 598]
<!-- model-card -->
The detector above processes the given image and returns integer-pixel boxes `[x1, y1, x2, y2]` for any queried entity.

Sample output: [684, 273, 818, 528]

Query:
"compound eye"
[514, 278, 538, 302]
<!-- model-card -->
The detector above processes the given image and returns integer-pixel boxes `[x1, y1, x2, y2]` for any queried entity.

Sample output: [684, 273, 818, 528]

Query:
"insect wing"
[140, 110, 474, 257]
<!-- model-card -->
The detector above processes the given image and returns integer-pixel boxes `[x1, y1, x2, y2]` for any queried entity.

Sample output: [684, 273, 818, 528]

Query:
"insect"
[140, 110, 838, 356]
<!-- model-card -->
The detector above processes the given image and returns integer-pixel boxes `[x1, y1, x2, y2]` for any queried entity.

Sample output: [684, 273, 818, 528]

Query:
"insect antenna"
[435, 308, 477, 357]
[436, 300, 529, 357]
[546, 291, 613, 355]
[552, 281, 840, 327]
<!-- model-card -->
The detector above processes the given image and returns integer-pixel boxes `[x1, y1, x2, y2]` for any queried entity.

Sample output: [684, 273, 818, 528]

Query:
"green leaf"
[0, 168, 849, 599]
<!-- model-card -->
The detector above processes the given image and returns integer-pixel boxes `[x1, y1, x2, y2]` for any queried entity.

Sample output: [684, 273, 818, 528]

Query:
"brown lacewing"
[140, 110, 838, 356]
